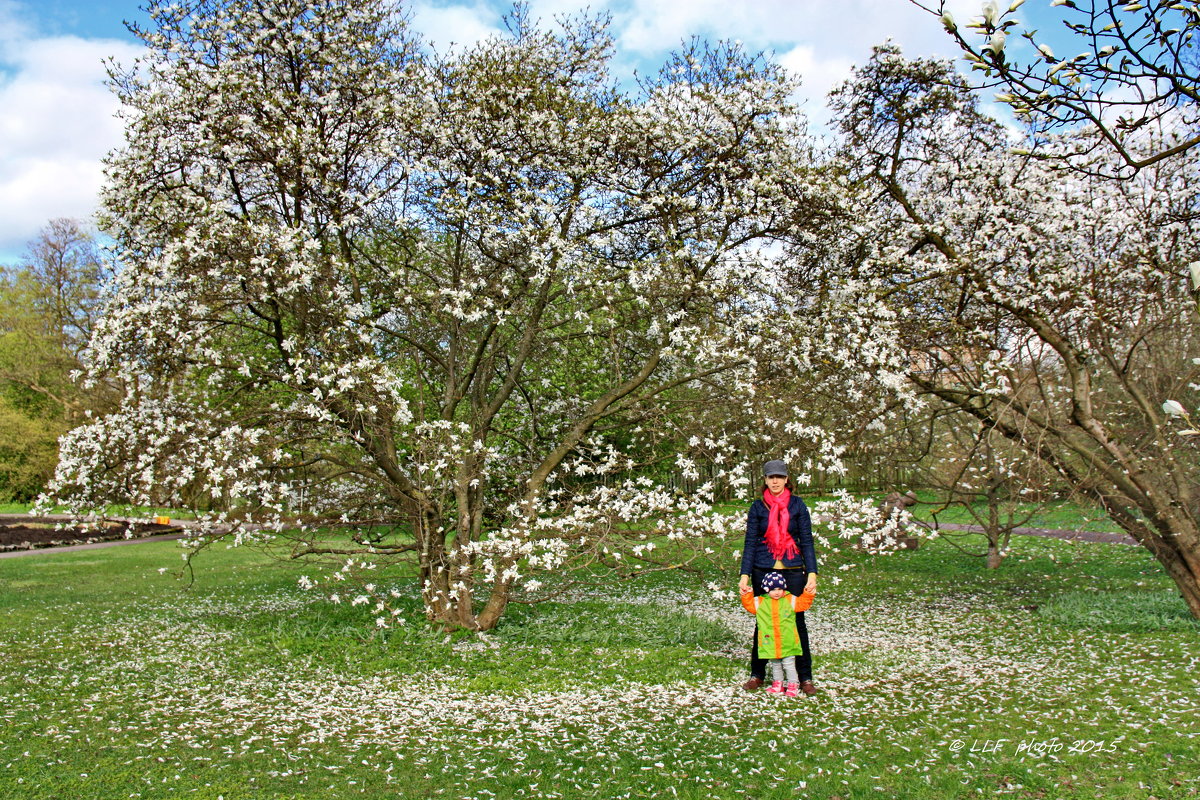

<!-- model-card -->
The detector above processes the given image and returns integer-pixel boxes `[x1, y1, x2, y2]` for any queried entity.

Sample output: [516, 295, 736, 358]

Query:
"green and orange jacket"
[740, 591, 813, 659]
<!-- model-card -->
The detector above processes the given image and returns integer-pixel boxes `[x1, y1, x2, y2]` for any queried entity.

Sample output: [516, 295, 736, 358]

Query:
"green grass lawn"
[1, 530, 1197, 799]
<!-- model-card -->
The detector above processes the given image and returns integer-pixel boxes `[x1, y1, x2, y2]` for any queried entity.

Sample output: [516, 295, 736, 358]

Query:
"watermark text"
[945, 737, 1119, 757]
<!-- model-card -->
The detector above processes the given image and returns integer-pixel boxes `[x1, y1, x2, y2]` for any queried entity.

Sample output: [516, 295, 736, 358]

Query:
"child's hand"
[739, 584, 753, 595]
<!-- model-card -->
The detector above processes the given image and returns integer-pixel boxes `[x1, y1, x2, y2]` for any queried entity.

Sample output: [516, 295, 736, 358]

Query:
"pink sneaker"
[784, 682, 800, 698]
[766, 680, 784, 694]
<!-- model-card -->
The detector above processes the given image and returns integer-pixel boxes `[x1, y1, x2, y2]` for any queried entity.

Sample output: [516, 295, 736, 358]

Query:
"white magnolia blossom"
[812, 491, 921, 555]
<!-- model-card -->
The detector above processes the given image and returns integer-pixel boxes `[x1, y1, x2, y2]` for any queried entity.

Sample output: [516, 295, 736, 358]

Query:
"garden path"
[914, 520, 1137, 545]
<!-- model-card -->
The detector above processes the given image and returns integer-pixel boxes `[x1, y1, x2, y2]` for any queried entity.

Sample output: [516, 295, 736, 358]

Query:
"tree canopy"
[43, 0, 854, 630]
[0, 219, 112, 501]
[38, 0, 1200, 626]
[830, 44, 1200, 617]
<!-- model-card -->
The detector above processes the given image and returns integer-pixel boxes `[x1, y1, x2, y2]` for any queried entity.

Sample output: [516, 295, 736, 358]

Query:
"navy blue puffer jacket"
[739, 494, 819, 576]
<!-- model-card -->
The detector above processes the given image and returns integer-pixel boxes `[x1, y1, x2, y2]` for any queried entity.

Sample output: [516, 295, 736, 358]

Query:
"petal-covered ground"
[2, 537, 1200, 800]
[1, 539, 1197, 799]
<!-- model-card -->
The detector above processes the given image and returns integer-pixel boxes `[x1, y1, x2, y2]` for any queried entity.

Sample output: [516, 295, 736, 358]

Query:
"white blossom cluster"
[811, 490, 924, 557]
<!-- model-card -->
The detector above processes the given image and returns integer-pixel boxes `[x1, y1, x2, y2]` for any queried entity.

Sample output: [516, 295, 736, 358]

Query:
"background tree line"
[0, 219, 119, 502]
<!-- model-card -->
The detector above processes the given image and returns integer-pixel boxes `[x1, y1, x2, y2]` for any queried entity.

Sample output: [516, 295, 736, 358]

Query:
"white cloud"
[409, 1, 502, 53]
[776, 44, 856, 133]
[0, 15, 142, 262]
[609, 0, 966, 60]
[611, 0, 737, 54]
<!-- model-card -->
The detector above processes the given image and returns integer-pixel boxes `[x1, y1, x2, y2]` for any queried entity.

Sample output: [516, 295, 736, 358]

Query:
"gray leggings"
[769, 655, 798, 684]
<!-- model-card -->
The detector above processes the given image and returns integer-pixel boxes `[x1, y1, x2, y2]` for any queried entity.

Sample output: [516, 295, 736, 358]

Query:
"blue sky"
[7, 0, 150, 40]
[0, 0, 1069, 265]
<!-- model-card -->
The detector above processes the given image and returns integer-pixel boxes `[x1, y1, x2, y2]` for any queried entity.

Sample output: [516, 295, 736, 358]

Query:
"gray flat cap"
[762, 459, 788, 477]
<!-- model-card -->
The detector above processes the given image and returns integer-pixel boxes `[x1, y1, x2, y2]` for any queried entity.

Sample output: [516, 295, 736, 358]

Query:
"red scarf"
[762, 488, 798, 561]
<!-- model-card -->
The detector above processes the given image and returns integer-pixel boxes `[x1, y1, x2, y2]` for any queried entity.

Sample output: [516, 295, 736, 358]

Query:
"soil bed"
[0, 516, 180, 552]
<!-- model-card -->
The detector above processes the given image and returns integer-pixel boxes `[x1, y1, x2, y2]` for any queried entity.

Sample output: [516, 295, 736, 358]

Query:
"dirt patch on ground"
[0, 516, 181, 553]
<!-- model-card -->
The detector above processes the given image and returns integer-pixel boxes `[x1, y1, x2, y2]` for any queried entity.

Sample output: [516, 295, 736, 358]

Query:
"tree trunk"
[475, 576, 512, 632]
[985, 538, 1003, 570]
[1165, 550, 1200, 620]
[1103, 499, 1200, 619]
[1142, 529, 1200, 620]
[419, 560, 482, 631]
[984, 487, 1003, 569]
[416, 506, 470, 631]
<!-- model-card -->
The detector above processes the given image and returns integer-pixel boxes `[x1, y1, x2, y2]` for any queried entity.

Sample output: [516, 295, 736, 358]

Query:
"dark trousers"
[749, 567, 812, 682]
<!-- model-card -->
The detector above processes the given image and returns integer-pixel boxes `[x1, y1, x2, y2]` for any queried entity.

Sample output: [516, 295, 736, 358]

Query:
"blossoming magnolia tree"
[830, 46, 1200, 617]
[40, 0, 859, 630]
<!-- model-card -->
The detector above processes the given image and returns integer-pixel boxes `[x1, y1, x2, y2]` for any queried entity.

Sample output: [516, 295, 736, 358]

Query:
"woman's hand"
[804, 574, 817, 594]
[739, 574, 751, 594]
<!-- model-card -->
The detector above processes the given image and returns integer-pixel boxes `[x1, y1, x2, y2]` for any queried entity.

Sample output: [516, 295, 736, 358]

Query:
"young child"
[739, 570, 814, 698]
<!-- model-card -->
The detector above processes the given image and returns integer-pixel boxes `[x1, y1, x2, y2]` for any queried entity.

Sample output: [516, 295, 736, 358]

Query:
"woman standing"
[738, 459, 818, 695]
